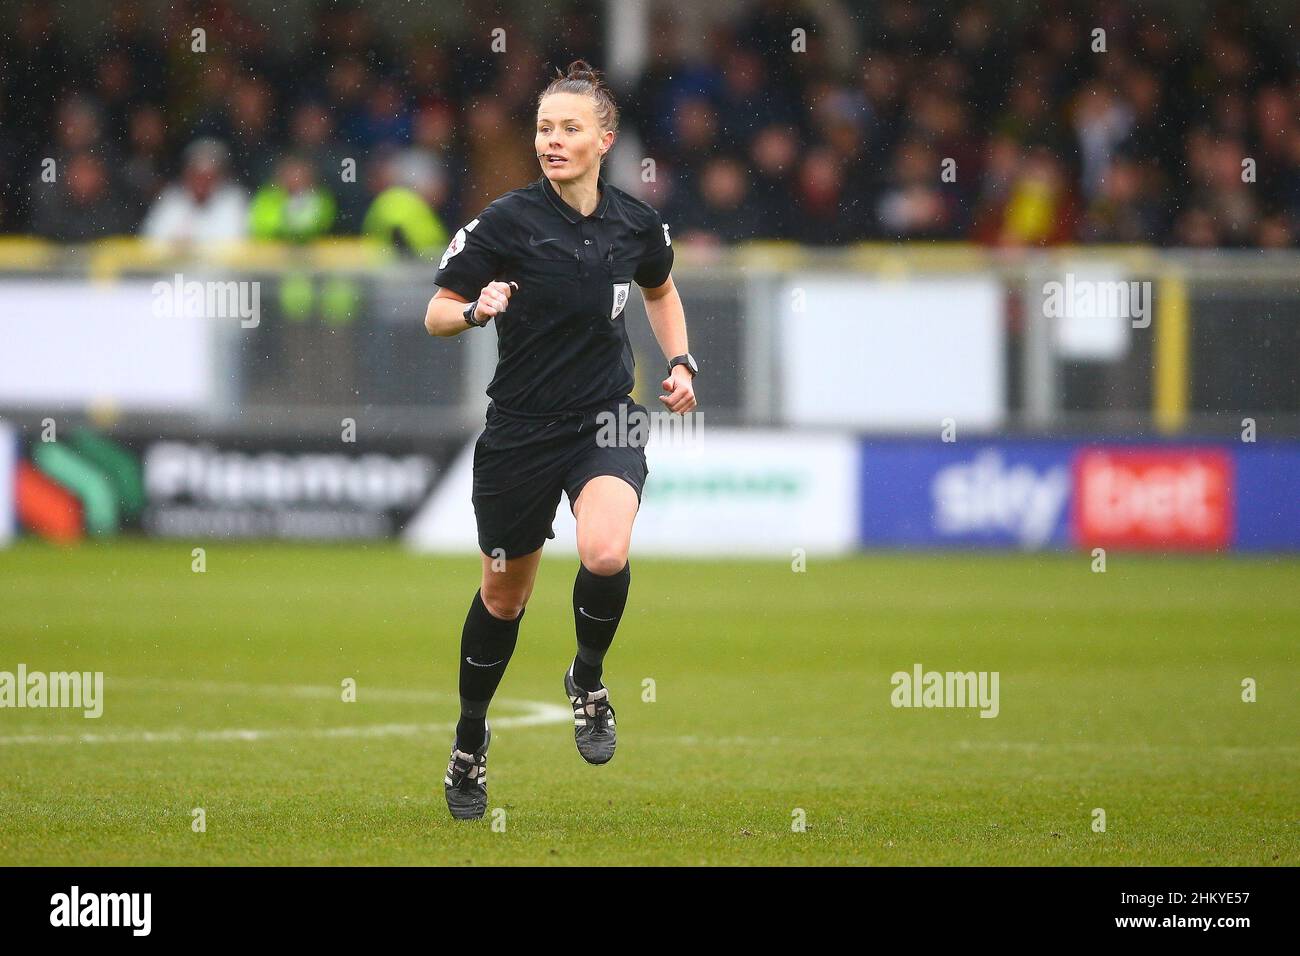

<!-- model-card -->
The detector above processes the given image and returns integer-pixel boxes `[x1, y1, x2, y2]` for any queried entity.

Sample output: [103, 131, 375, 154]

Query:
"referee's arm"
[424, 281, 514, 337]
[641, 275, 688, 363]
[641, 276, 697, 414]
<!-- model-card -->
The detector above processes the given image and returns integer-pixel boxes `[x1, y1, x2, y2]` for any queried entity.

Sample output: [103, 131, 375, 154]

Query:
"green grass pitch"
[1, 540, 1296, 866]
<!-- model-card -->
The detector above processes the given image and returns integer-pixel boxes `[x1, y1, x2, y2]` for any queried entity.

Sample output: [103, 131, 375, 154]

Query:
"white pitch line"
[107, 677, 454, 704]
[0, 678, 570, 746]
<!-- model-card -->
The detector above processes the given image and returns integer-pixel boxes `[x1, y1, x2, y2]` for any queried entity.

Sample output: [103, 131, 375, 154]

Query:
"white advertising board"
[0, 280, 219, 412]
[0, 420, 14, 547]
[404, 428, 860, 558]
[778, 276, 1005, 430]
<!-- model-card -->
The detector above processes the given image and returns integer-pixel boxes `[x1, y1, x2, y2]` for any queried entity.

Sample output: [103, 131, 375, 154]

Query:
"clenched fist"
[473, 280, 518, 322]
[659, 365, 697, 414]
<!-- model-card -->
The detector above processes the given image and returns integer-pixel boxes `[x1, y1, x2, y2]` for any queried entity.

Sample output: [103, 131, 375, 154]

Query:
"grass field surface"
[1, 541, 1296, 865]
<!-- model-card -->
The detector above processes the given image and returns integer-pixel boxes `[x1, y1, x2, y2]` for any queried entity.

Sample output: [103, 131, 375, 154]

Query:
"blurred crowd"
[1, 0, 1298, 251]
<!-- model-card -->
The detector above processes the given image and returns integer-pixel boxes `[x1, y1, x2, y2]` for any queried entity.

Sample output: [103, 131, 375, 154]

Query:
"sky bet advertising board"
[858, 440, 1300, 553]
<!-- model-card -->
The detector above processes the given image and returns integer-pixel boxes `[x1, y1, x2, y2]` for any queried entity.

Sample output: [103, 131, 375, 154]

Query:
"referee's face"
[535, 92, 611, 184]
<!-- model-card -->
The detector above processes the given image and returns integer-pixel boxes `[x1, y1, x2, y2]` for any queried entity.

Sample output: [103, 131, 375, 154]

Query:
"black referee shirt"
[433, 174, 674, 416]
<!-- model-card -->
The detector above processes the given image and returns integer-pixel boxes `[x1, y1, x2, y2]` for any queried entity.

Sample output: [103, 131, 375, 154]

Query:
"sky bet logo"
[931, 450, 1070, 548]
[50, 886, 151, 936]
[1074, 448, 1233, 550]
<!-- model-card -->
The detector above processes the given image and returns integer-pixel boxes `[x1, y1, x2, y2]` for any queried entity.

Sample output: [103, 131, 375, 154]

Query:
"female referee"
[424, 61, 698, 820]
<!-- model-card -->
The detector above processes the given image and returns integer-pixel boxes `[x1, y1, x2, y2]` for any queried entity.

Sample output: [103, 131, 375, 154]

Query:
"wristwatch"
[668, 353, 698, 377]
[463, 300, 489, 327]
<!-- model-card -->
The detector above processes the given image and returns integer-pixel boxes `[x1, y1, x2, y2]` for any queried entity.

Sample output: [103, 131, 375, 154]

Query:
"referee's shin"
[571, 561, 631, 691]
[456, 589, 523, 752]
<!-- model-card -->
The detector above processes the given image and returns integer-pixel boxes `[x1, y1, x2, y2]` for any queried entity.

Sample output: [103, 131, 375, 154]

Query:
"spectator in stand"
[1079, 154, 1165, 243]
[361, 153, 448, 259]
[4, 2, 1299, 251]
[7, 0, 78, 138]
[47, 95, 110, 168]
[981, 147, 1078, 247]
[672, 156, 757, 246]
[667, 96, 722, 182]
[31, 152, 131, 241]
[996, 68, 1067, 155]
[92, 49, 137, 135]
[717, 47, 789, 150]
[286, 101, 360, 227]
[748, 124, 800, 238]
[119, 103, 168, 227]
[809, 82, 878, 222]
[792, 147, 856, 245]
[461, 95, 535, 212]
[249, 155, 336, 242]
[1172, 208, 1221, 248]
[404, 101, 459, 222]
[876, 138, 958, 240]
[355, 78, 413, 147]
[971, 134, 1024, 235]
[858, 51, 905, 165]
[1119, 66, 1175, 169]
[628, 19, 683, 145]
[1186, 135, 1259, 247]
[188, 53, 239, 142]
[140, 138, 248, 244]
[950, 2, 1010, 116]
[1071, 80, 1135, 202]
[225, 75, 280, 188]
[1251, 85, 1295, 211]
[1255, 213, 1294, 249]
[327, 57, 374, 146]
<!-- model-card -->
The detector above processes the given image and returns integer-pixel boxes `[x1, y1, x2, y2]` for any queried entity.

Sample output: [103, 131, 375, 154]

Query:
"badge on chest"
[611, 282, 630, 320]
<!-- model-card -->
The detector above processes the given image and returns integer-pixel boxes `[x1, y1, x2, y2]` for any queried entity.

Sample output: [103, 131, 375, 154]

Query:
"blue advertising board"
[858, 439, 1300, 552]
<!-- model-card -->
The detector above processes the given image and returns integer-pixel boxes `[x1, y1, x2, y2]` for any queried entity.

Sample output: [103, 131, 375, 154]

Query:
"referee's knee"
[479, 586, 526, 621]
[578, 548, 629, 578]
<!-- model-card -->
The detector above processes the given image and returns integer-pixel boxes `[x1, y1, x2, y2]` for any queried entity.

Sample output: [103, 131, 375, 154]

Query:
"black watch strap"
[668, 353, 698, 377]
[463, 300, 488, 327]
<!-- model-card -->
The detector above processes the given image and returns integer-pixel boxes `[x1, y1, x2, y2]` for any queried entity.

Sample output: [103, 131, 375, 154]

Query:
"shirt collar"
[540, 173, 610, 223]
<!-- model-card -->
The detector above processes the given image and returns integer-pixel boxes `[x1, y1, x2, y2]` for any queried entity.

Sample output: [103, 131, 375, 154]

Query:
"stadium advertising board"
[0, 281, 222, 413]
[14, 427, 1296, 553]
[860, 442, 1074, 549]
[858, 439, 1300, 552]
[1231, 443, 1300, 551]
[405, 428, 861, 557]
[778, 277, 1005, 430]
[139, 439, 444, 540]
[1072, 447, 1233, 551]
[0, 420, 15, 547]
[11, 428, 458, 542]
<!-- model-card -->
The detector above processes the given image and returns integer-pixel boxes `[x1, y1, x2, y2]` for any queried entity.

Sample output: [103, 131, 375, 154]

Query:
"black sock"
[456, 589, 523, 753]
[571, 561, 630, 691]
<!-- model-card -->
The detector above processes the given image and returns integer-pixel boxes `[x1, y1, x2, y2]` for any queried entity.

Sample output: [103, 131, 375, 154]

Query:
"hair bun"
[540, 59, 620, 135]
[565, 59, 599, 82]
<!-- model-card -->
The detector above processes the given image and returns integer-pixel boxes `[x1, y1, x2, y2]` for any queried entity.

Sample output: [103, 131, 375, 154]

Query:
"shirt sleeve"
[432, 206, 506, 301]
[634, 212, 674, 288]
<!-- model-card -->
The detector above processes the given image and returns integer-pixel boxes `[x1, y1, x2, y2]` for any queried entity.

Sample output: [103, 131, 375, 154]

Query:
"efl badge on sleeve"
[439, 218, 478, 270]
[611, 282, 630, 320]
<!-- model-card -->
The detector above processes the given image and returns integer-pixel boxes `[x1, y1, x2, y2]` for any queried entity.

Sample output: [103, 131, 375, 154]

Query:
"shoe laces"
[449, 749, 482, 787]
[579, 688, 613, 732]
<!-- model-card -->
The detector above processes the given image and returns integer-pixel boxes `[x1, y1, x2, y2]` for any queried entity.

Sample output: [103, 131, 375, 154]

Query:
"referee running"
[424, 60, 698, 820]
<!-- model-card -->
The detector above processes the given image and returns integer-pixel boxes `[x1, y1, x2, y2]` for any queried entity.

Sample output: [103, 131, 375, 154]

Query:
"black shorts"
[472, 395, 650, 559]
